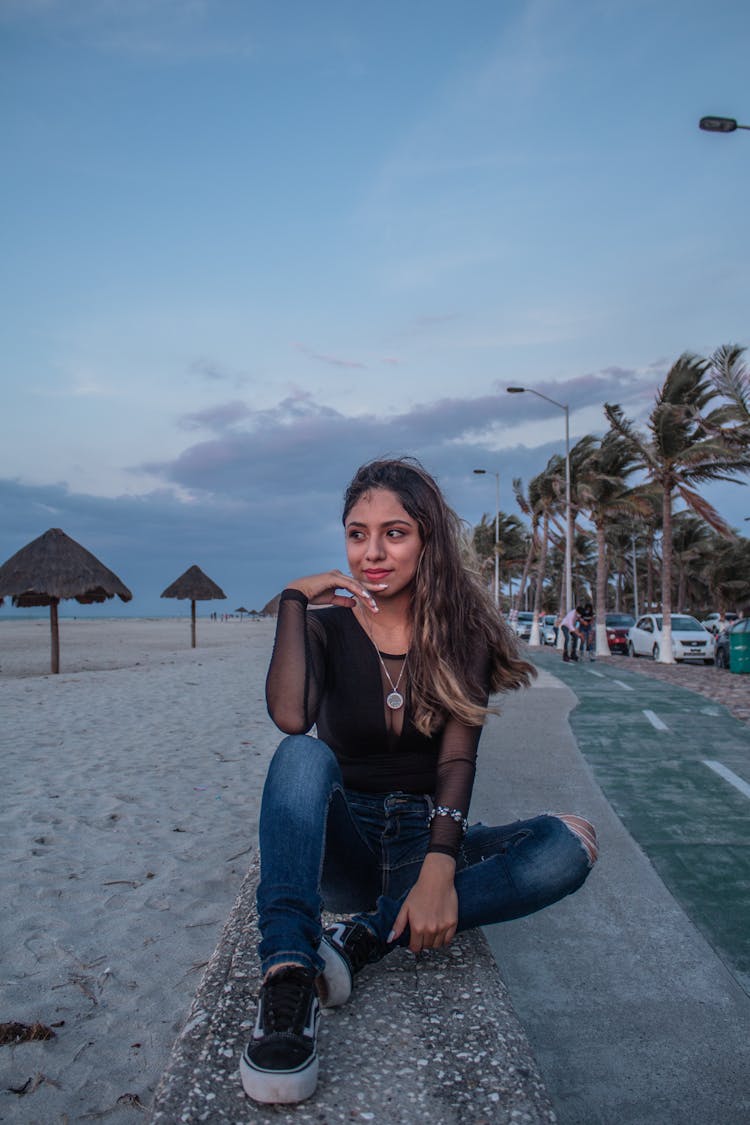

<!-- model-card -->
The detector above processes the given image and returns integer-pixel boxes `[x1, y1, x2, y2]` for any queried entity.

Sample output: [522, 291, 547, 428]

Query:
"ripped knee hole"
[557, 813, 598, 865]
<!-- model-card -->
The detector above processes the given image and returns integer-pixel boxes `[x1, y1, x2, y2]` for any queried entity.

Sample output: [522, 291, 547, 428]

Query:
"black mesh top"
[265, 588, 491, 857]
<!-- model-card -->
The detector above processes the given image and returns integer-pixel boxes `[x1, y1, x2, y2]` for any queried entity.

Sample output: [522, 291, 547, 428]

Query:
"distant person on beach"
[241, 458, 598, 1105]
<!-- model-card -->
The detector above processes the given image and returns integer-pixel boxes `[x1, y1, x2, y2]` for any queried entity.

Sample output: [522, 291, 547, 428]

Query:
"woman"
[241, 458, 597, 1105]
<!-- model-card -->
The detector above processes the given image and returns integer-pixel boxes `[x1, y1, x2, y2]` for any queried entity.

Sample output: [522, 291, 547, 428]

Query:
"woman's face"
[345, 488, 423, 598]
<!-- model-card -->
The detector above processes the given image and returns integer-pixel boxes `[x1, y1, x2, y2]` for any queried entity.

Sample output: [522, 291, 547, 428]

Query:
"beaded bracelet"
[428, 805, 468, 836]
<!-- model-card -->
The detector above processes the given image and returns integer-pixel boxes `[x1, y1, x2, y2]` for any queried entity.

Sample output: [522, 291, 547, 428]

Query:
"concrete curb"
[150, 857, 556, 1124]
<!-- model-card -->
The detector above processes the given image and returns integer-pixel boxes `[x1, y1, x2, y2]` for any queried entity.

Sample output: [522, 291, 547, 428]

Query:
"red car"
[605, 613, 635, 654]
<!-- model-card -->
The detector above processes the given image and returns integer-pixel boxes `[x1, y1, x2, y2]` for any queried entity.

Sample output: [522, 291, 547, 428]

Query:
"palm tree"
[629, 484, 662, 614]
[527, 456, 564, 645]
[472, 512, 528, 607]
[670, 512, 712, 611]
[575, 431, 645, 654]
[510, 477, 539, 617]
[604, 521, 636, 612]
[702, 532, 750, 613]
[605, 352, 750, 662]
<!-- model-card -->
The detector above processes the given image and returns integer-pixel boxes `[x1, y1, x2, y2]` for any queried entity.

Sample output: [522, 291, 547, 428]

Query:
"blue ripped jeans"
[256, 735, 594, 976]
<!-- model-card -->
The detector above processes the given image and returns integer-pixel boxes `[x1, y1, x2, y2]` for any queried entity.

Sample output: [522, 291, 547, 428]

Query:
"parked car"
[701, 612, 739, 636]
[715, 616, 750, 669]
[628, 614, 715, 663]
[541, 614, 558, 645]
[513, 611, 534, 640]
[604, 613, 635, 654]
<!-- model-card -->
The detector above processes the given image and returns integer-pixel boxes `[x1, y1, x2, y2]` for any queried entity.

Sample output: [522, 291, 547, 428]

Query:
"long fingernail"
[387, 929, 395, 943]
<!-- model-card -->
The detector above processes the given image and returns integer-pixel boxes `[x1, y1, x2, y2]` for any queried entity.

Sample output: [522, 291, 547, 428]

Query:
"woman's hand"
[389, 853, 458, 953]
[285, 569, 387, 613]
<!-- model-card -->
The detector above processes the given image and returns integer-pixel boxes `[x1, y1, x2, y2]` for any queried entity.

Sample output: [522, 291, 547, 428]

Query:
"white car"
[541, 614, 558, 645]
[628, 613, 715, 663]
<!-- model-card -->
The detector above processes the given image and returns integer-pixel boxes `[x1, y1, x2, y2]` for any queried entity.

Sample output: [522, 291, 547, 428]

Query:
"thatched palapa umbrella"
[235, 606, 250, 620]
[161, 565, 226, 647]
[0, 528, 132, 673]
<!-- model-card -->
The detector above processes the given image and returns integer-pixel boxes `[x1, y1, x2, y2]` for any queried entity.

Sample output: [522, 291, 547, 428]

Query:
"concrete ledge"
[150, 857, 556, 1124]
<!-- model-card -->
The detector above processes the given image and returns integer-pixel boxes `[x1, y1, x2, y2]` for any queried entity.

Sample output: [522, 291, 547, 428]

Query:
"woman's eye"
[387, 529, 405, 538]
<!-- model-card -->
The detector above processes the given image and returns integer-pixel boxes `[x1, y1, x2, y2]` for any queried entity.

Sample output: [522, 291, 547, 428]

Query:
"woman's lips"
[363, 569, 390, 581]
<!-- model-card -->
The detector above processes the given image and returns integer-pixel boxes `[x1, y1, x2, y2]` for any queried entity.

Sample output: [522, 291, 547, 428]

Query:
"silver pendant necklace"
[375, 648, 407, 710]
[362, 613, 408, 709]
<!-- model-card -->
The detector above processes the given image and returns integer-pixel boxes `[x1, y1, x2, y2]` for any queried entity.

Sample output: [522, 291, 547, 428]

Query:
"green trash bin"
[729, 621, 750, 673]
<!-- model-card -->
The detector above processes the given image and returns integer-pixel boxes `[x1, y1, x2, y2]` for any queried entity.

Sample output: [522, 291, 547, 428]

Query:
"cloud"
[143, 390, 523, 500]
[143, 362, 669, 509]
[294, 343, 367, 370]
[178, 400, 252, 433]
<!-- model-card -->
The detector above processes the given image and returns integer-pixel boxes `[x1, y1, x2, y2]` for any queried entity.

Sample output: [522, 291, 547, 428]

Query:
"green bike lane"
[531, 648, 750, 993]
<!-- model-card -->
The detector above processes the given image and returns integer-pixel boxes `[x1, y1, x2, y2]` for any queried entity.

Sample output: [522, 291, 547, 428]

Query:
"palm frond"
[603, 404, 656, 469]
[709, 343, 750, 419]
[675, 484, 736, 539]
[512, 477, 532, 517]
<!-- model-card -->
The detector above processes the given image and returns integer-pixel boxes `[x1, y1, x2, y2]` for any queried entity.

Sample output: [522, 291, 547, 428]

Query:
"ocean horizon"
[0, 611, 269, 622]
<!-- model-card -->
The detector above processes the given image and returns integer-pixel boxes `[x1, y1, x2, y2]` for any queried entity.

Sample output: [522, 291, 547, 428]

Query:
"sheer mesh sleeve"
[427, 646, 491, 858]
[265, 589, 326, 733]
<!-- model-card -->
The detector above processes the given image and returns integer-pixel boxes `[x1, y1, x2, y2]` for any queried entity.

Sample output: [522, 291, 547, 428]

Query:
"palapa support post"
[50, 598, 60, 674]
[160, 565, 226, 647]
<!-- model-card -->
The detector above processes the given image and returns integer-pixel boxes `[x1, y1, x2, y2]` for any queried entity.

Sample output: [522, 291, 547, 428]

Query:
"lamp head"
[473, 469, 487, 475]
[506, 386, 525, 393]
[699, 116, 738, 133]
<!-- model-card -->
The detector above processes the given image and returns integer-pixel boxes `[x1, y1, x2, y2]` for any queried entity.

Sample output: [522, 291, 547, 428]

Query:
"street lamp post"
[631, 534, 639, 619]
[473, 469, 500, 608]
[506, 386, 573, 616]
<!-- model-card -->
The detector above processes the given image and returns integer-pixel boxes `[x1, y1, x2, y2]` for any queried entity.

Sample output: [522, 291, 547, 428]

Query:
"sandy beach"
[0, 617, 278, 1123]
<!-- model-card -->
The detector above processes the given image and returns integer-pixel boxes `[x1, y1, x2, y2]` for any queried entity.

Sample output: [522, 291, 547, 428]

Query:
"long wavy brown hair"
[342, 458, 535, 735]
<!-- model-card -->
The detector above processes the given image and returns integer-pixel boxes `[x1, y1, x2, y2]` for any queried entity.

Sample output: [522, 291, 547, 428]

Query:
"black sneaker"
[318, 920, 382, 1008]
[240, 967, 320, 1104]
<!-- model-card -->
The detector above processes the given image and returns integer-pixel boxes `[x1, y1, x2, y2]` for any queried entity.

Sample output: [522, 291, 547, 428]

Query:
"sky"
[2, 0, 749, 617]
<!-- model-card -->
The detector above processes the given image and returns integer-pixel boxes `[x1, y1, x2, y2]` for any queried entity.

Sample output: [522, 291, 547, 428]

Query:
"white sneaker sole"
[240, 1052, 319, 1104]
[318, 936, 353, 1008]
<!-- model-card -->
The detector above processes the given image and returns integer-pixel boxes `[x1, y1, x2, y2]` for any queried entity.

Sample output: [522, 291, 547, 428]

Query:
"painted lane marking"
[587, 669, 605, 678]
[643, 709, 669, 731]
[613, 680, 634, 692]
[703, 760, 750, 800]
